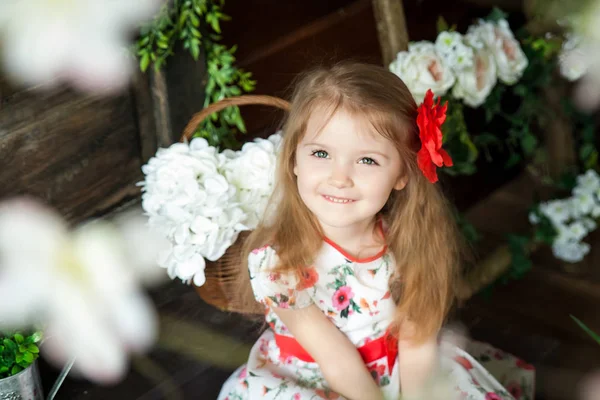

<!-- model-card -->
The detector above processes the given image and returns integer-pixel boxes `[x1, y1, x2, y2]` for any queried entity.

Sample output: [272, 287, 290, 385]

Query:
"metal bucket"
[0, 361, 44, 400]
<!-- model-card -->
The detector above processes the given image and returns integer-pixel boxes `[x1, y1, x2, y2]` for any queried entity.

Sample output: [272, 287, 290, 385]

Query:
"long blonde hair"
[237, 62, 463, 343]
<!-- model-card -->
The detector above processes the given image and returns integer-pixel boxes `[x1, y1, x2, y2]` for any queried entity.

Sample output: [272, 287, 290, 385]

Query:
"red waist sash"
[274, 331, 398, 373]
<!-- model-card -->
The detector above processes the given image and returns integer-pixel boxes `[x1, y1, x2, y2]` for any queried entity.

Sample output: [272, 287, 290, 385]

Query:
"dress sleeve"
[247, 245, 313, 309]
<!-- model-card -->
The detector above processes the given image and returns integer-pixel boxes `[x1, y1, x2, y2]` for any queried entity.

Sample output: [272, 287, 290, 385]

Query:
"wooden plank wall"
[0, 78, 143, 222]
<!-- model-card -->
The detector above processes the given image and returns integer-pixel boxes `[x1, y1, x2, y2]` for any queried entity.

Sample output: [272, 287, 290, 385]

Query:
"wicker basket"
[179, 95, 290, 314]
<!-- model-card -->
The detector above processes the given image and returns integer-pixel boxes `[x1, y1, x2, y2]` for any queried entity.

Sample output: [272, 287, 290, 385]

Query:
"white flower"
[140, 137, 252, 286]
[528, 211, 540, 224]
[592, 204, 600, 218]
[0, 0, 160, 93]
[559, 33, 590, 81]
[553, 220, 588, 244]
[582, 217, 598, 231]
[468, 19, 528, 85]
[552, 240, 591, 263]
[435, 31, 475, 71]
[572, 192, 596, 216]
[451, 33, 498, 107]
[574, 169, 600, 195]
[540, 199, 571, 224]
[389, 41, 456, 103]
[0, 198, 159, 383]
[222, 132, 282, 229]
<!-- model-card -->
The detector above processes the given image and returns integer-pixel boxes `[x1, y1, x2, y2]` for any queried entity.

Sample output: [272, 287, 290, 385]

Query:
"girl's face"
[294, 108, 407, 237]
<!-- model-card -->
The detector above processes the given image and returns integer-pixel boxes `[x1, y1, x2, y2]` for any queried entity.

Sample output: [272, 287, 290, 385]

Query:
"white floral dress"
[217, 240, 535, 400]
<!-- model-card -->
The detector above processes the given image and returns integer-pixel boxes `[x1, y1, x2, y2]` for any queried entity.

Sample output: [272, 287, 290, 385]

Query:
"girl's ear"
[293, 163, 298, 176]
[393, 175, 408, 191]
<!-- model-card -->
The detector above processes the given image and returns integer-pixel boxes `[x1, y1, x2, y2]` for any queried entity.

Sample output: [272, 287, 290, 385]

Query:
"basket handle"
[180, 94, 291, 142]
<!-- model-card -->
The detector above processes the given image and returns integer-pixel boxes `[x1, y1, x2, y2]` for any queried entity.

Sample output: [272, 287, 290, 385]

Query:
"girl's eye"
[311, 150, 328, 159]
[359, 157, 378, 166]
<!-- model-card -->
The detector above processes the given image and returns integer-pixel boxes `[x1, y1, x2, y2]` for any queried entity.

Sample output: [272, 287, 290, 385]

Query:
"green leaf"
[22, 352, 33, 364]
[506, 234, 533, 280]
[29, 332, 43, 343]
[11, 365, 22, 376]
[486, 7, 508, 23]
[140, 52, 150, 72]
[570, 315, 600, 346]
[521, 132, 538, 156]
[340, 308, 349, 318]
[436, 16, 449, 33]
[505, 152, 521, 169]
[13, 334, 24, 345]
[513, 84, 528, 97]
[0, 366, 8, 374]
[27, 344, 39, 354]
[15, 353, 23, 364]
[3, 339, 16, 352]
[474, 133, 501, 147]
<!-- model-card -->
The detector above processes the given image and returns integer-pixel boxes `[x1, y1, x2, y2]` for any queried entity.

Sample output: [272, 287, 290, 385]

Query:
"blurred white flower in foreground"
[558, 33, 591, 82]
[0, 198, 165, 384]
[0, 0, 161, 93]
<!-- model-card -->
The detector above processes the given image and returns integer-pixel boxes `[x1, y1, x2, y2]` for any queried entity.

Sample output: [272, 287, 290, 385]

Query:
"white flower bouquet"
[140, 132, 282, 286]
[529, 169, 600, 263]
[389, 17, 528, 108]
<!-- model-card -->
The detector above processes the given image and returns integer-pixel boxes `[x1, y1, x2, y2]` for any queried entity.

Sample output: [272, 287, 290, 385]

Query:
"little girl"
[217, 63, 534, 400]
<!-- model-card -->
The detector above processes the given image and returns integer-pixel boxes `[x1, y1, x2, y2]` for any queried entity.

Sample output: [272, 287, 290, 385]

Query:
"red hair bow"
[416, 89, 453, 183]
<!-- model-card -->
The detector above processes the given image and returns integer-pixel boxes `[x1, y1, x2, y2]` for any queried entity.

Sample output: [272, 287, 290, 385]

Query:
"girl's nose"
[327, 163, 353, 189]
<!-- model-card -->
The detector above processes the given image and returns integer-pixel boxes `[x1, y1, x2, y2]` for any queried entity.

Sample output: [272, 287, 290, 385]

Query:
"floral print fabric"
[217, 243, 534, 400]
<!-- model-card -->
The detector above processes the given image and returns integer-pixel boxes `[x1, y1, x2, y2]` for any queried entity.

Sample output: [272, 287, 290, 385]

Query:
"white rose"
[389, 41, 456, 103]
[468, 19, 528, 85]
[435, 31, 474, 71]
[451, 33, 497, 107]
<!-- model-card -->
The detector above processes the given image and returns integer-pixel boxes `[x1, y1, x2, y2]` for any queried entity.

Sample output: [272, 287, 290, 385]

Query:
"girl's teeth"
[326, 196, 351, 203]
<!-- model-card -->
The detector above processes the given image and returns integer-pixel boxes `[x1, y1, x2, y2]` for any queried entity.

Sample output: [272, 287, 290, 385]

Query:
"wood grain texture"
[371, 0, 410, 65]
[0, 83, 143, 222]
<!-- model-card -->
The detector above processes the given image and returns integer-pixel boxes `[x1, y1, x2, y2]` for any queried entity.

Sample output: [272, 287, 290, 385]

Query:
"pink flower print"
[278, 353, 293, 364]
[259, 338, 269, 357]
[276, 295, 289, 308]
[293, 394, 302, 400]
[506, 381, 523, 399]
[485, 393, 502, 400]
[268, 272, 281, 282]
[332, 286, 354, 311]
[239, 366, 247, 379]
